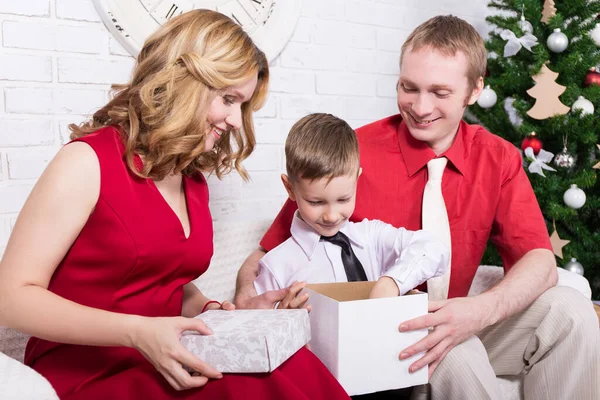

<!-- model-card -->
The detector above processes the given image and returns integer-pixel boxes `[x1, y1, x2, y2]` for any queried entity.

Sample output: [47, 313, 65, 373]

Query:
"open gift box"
[302, 281, 429, 396]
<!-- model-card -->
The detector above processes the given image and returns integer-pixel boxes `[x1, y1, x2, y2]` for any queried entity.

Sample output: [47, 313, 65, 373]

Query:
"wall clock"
[92, 0, 302, 63]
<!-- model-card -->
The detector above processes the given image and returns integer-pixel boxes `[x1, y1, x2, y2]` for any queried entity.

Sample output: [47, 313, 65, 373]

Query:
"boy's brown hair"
[401, 15, 486, 95]
[285, 113, 359, 183]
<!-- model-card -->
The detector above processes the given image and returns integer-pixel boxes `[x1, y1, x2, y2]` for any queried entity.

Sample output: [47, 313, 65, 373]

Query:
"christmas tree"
[466, 0, 600, 298]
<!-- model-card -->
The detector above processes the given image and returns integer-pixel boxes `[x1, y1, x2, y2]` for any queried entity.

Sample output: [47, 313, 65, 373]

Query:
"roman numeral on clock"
[165, 4, 178, 19]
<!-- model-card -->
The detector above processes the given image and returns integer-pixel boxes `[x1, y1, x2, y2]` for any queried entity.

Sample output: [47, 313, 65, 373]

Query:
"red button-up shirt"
[260, 115, 552, 298]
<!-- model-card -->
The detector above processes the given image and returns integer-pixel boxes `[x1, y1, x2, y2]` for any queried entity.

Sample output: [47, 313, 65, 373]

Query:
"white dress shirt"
[254, 212, 450, 296]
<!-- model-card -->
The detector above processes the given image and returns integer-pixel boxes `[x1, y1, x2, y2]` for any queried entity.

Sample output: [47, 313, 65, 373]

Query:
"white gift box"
[180, 309, 311, 373]
[302, 281, 428, 396]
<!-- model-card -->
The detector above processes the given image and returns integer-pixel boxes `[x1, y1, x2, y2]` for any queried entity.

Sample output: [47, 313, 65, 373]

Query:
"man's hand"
[235, 287, 288, 309]
[397, 249, 556, 379]
[398, 296, 495, 378]
[237, 282, 311, 311]
[277, 281, 311, 311]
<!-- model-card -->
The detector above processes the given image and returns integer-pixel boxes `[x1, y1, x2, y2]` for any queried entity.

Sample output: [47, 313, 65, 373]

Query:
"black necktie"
[321, 231, 368, 282]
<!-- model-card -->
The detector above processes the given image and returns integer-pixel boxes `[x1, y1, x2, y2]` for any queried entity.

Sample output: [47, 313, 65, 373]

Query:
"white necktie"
[422, 157, 452, 300]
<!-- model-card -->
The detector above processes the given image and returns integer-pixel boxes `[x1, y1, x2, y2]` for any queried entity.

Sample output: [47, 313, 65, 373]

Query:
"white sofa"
[0, 218, 593, 399]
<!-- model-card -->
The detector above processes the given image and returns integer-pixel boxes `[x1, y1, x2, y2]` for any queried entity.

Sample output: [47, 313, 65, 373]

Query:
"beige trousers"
[412, 286, 600, 400]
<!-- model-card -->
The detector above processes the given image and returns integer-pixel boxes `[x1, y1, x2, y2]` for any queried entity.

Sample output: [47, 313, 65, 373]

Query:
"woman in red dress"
[0, 9, 349, 400]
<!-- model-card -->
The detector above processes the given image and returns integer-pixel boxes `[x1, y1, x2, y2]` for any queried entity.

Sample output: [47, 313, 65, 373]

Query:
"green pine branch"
[467, 0, 600, 298]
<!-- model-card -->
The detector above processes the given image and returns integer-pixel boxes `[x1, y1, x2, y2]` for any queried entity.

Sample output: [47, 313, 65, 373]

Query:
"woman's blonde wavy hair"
[70, 9, 269, 181]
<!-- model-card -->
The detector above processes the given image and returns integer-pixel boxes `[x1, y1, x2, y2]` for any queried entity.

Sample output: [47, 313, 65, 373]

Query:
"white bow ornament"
[501, 29, 538, 57]
[525, 147, 556, 177]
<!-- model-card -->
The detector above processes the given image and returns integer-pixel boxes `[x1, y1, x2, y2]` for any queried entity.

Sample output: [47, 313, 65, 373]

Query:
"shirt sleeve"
[253, 258, 284, 295]
[259, 199, 298, 252]
[490, 146, 552, 271]
[366, 220, 450, 295]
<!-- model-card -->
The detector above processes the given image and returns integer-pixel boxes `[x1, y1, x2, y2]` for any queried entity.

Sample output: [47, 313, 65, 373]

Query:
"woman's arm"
[182, 283, 233, 317]
[0, 142, 133, 345]
[0, 143, 221, 390]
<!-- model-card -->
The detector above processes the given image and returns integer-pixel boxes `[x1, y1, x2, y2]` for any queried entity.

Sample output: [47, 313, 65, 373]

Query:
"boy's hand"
[276, 281, 312, 312]
[369, 276, 400, 299]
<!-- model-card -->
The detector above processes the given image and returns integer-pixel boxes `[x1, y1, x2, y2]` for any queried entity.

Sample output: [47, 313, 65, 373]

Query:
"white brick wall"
[0, 0, 49, 17]
[0, 119, 54, 146]
[5, 87, 108, 115]
[0, 0, 491, 256]
[0, 54, 53, 82]
[7, 146, 59, 180]
[58, 57, 135, 84]
[56, 0, 101, 22]
[3, 21, 108, 54]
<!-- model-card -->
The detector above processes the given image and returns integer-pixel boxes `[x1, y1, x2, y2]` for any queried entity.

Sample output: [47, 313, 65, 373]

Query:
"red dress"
[24, 126, 349, 400]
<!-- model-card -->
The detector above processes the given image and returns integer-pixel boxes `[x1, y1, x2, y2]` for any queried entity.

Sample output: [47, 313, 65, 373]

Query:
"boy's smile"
[282, 170, 361, 237]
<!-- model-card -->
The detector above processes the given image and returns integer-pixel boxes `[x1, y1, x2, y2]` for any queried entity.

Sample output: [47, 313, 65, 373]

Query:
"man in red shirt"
[235, 15, 599, 399]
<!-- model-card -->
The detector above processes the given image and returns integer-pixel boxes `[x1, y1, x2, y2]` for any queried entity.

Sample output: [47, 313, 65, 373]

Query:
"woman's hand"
[131, 316, 223, 391]
[203, 300, 235, 312]
[220, 300, 235, 311]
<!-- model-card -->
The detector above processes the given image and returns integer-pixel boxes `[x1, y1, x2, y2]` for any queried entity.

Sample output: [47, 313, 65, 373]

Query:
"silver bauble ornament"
[547, 28, 569, 53]
[571, 95, 594, 116]
[563, 184, 586, 209]
[553, 147, 576, 169]
[519, 16, 534, 34]
[477, 85, 497, 109]
[591, 23, 600, 47]
[563, 258, 584, 275]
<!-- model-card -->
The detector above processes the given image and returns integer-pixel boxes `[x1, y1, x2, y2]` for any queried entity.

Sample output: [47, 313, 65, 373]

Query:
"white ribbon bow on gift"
[525, 146, 556, 177]
[500, 29, 538, 57]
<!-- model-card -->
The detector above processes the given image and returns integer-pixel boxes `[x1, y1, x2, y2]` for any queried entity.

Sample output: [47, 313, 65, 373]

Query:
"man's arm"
[398, 144, 557, 378]
[479, 248, 557, 323]
[234, 200, 298, 309]
[233, 248, 289, 309]
[234, 248, 265, 306]
[398, 248, 556, 377]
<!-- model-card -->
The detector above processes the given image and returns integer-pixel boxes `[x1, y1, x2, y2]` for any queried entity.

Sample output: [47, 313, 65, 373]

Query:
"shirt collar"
[440, 121, 467, 176]
[290, 211, 366, 259]
[397, 117, 468, 177]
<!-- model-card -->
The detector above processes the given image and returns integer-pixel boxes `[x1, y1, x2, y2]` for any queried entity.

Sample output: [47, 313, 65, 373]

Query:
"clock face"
[92, 0, 302, 63]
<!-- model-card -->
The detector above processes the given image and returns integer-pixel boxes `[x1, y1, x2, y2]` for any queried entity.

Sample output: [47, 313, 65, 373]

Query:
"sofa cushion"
[0, 326, 30, 364]
[0, 350, 58, 399]
[194, 218, 272, 302]
[469, 265, 592, 299]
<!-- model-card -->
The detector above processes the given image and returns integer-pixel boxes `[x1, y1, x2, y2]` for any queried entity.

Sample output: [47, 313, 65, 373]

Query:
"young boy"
[254, 113, 449, 301]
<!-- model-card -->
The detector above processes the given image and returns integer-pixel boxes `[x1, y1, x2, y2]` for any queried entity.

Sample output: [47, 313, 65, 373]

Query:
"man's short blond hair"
[401, 15, 487, 94]
[285, 113, 359, 183]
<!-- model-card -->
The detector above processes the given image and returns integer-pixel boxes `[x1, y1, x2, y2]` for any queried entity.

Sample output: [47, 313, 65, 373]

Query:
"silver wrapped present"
[181, 309, 311, 373]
